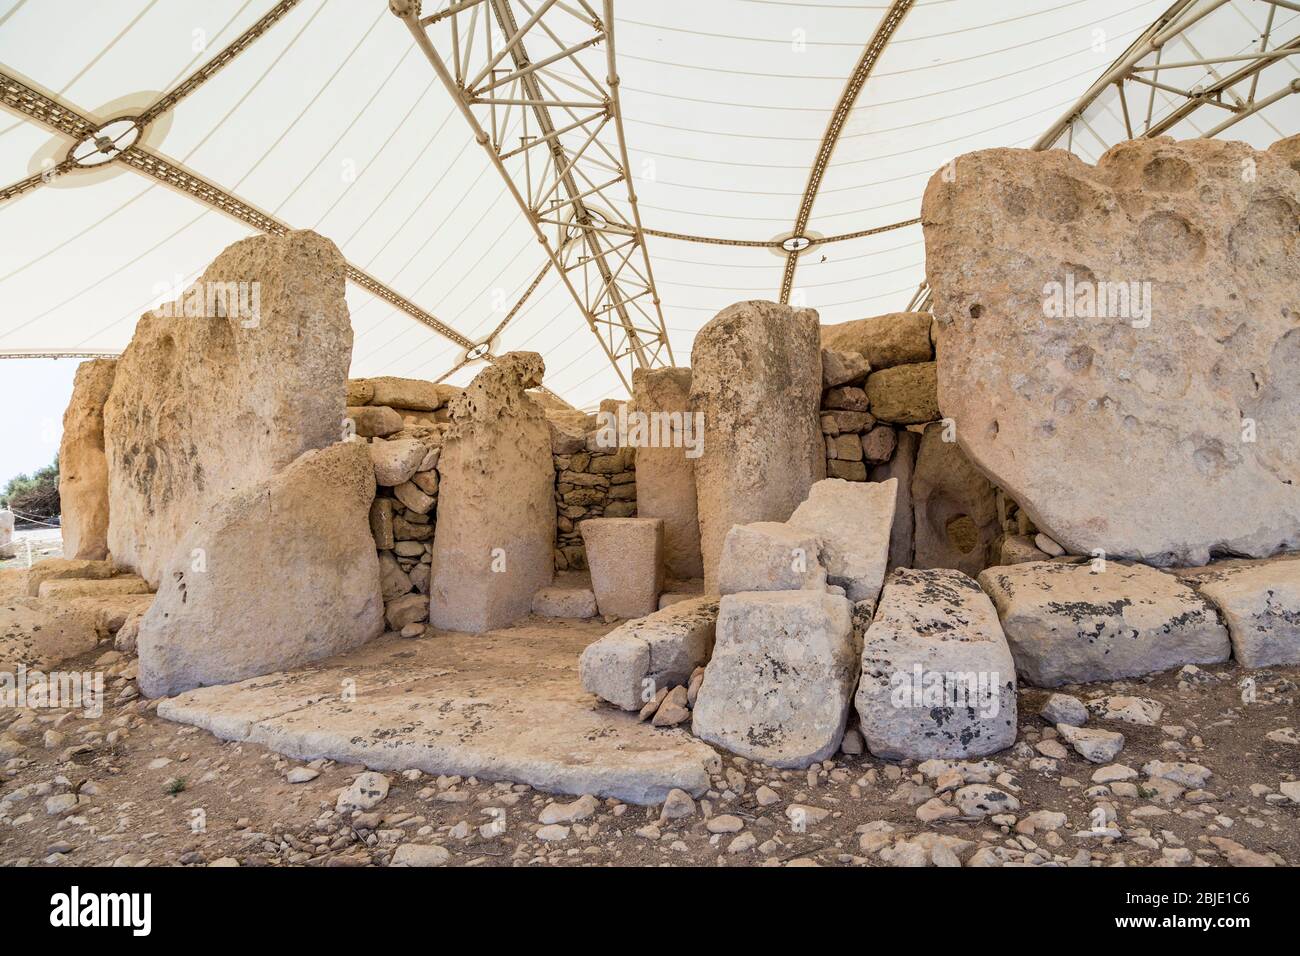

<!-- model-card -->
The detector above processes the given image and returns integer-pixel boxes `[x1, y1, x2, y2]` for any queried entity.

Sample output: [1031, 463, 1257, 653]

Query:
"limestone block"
[24, 558, 115, 597]
[821, 313, 934, 370]
[912, 421, 1000, 576]
[821, 348, 871, 388]
[1190, 556, 1300, 668]
[532, 586, 598, 619]
[856, 568, 1017, 760]
[632, 366, 703, 579]
[105, 231, 351, 586]
[368, 438, 426, 487]
[865, 362, 939, 424]
[364, 377, 444, 412]
[978, 561, 1230, 687]
[922, 138, 1300, 565]
[692, 590, 856, 768]
[579, 595, 717, 710]
[430, 354, 555, 633]
[787, 478, 895, 606]
[690, 301, 824, 591]
[348, 406, 403, 438]
[58, 358, 117, 560]
[0, 598, 102, 673]
[717, 522, 826, 595]
[581, 517, 664, 619]
[137, 441, 384, 697]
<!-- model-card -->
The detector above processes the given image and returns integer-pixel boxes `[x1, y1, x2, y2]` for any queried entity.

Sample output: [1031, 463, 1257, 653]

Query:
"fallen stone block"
[692, 590, 855, 768]
[717, 522, 826, 595]
[1187, 556, 1300, 668]
[138, 441, 384, 697]
[579, 596, 717, 711]
[788, 478, 896, 605]
[532, 586, 598, 619]
[856, 568, 1017, 760]
[978, 561, 1230, 687]
[581, 517, 664, 619]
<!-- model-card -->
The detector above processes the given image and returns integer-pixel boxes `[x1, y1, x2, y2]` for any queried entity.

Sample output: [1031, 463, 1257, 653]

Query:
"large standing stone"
[690, 301, 824, 592]
[856, 568, 1017, 760]
[787, 478, 895, 606]
[821, 313, 933, 370]
[580, 517, 664, 619]
[632, 367, 703, 579]
[911, 422, 1000, 576]
[978, 561, 1230, 687]
[870, 429, 919, 571]
[691, 590, 855, 768]
[430, 354, 554, 633]
[58, 358, 117, 560]
[0, 510, 13, 561]
[1187, 556, 1300, 668]
[923, 138, 1300, 565]
[137, 441, 383, 697]
[579, 596, 717, 710]
[105, 231, 351, 586]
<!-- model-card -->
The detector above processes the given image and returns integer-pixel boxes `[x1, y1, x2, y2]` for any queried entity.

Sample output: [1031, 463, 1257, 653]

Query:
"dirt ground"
[2, 621, 1297, 868]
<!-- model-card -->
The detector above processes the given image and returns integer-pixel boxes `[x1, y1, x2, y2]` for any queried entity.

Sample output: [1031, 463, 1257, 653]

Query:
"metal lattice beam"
[778, 0, 915, 305]
[393, 0, 674, 393]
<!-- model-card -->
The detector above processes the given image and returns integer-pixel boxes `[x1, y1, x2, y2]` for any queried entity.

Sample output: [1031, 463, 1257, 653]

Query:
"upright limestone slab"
[857, 568, 1017, 760]
[978, 561, 1230, 687]
[59, 358, 117, 560]
[690, 301, 824, 591]
[923, 138, 1300, 565]
[787, 477, 895, 606]
[105, 231, 351, 586]
[430, 353, 555, 632]
[138, 441, 384, 697]
[580, 517, 664, 619]
[692, 590, 855, 768]
[632, 367, 702, 579]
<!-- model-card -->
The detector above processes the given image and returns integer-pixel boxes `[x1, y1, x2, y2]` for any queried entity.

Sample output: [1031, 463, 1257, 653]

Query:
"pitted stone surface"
[105, 231, 351, 586]
[923, 138, 1300, 565]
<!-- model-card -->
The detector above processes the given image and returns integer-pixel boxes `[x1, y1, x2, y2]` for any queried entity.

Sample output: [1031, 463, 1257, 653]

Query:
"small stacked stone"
[348, 377, 459, 635]
[550, 413, 637, 572]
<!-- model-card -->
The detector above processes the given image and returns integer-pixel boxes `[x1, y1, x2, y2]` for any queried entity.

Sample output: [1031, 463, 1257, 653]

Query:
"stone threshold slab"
[156, 620, 719, 805]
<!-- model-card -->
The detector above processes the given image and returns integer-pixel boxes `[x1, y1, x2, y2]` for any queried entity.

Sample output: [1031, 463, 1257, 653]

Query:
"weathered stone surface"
[138, 441, 384, 697]
[348, 406, 403, 438]
[827, 460, 866, 482]
[821, 313, 933, 370]
[690, 302, 824, 592]
[0, 598, 102, 672]
[105, 231, 351, 586]
[58, 358, 117, 560]
[857, 569, 1017, 760]
[160, 623, 720, 804]
[860, 424, 896, 464]
[869, 429, 919, 571]
[1000, 534, 1048, 565]
[912, 422, 1000, 576]
[865, 362, 939, 424]
[692, 590, 855, 768]
[368, 438, 426, 487]
[788, 478, 895, 605]
[923, 138, 1300, 565]
[1189, 556, 1300, 668]
[579, 596, 717, 711]
[532, 586, 598, 619]
[821, 348, 870, 388]
[631, 367, 702, 579]
[1270, 132, 1300, 176]
[364, 377, 443, 412]
[430, 353, 554, 633]
[580, 518, 664, 619]
[978, 561, 1230, 687]
[346, 379, 375, 406]
[37, 576, 150, 599]
[717, 522, 826, 595]
[23, 558, 115, 597]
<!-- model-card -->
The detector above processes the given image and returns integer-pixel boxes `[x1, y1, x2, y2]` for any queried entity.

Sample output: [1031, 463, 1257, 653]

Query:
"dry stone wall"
[551, 418, 636, 573]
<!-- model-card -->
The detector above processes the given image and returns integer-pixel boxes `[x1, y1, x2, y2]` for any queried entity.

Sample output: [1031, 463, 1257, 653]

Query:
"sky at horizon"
[0, 358, 77, 497]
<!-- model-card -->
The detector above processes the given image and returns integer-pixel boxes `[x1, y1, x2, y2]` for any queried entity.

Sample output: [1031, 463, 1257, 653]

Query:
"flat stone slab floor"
[157, 619, 720, 805]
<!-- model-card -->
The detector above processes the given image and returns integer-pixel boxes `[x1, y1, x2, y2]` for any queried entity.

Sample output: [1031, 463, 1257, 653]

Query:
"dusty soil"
[1, 630, 1297, 868]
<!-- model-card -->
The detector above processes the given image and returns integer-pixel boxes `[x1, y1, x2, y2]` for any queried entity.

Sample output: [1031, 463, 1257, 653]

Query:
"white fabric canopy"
[1, 0, 1296, 409]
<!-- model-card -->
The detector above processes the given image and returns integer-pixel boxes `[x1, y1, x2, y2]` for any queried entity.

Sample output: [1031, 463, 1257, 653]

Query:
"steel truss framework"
[0, 0, 577, 397]
[393, 0, 674, 392]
